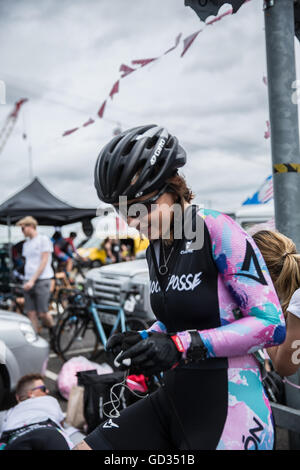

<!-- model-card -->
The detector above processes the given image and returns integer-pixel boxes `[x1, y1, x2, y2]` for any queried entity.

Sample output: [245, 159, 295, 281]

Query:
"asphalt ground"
[39, 327, 290, 450]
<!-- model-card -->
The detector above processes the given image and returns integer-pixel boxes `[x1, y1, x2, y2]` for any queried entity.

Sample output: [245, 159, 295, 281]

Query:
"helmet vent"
[146, 136, 159, 149]
[165, 136, 174, 149]
[121, 141, 136, 156]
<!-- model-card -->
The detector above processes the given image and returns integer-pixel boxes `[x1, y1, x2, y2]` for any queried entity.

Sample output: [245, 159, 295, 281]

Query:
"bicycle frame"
[89, 299, 126, 348]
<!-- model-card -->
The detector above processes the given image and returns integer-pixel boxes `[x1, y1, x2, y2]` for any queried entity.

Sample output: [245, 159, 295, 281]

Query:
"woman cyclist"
[75, 124, 286, 450]
[252, 230, 300, 378]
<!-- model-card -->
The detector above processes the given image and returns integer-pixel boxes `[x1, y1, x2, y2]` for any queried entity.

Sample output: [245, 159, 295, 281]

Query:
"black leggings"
[4, 426, 70, 450]
[84, 368, 229, 450]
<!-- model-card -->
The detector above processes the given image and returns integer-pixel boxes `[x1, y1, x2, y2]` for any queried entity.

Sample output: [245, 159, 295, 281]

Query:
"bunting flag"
[119, 63, 136, 78]
[10, 98, 28, 118]
[242, 175, 273, 205]
[62, 127, 79, 137]
[264, 120, 270, 139]
[164, 33, 182, 55]
[62, 0, 251, 137]
[0, 98, 28, 155]
[131, 58, 158, 67]
[98, 100, 106, 118]
[181, 31, 202, 57]
[83, 118, 95, 127]
[109, 80, 120, 100]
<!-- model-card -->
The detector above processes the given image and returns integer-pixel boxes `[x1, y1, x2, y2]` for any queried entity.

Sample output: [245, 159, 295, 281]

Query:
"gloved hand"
[116, 332, 184, 376]
[106, 331, 143, 357]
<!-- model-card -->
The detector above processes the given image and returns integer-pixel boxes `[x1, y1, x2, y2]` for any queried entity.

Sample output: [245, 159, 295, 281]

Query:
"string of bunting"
[0, 98, 28, 155]
[62, 0, 252, 138]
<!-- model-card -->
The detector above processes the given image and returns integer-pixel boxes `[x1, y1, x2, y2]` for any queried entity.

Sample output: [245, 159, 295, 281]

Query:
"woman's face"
[115, 190, 175, 240]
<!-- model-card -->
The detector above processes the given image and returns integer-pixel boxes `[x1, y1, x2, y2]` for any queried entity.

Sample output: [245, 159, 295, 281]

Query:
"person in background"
[16, 216, 54, 334]
[64, 232, 77, 256]
[102, 237, 117, 264]
[65, 232, 88, 265]
[12, 240, 25, 281]
[252, 230, 300, 377]
[110, 238, 121, 263]
[51, 230, 73, 275]
[0, 374, 72, 450]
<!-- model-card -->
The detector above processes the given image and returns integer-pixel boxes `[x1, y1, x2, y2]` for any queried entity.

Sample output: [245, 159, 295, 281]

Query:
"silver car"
[0, 310, 49, 409]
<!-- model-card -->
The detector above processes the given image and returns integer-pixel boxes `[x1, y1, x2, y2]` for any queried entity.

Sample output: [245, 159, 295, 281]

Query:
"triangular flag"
[120, 64, 136, 78]
[164, 33, 182, 55]
[83, 118, 95, 127]
[131, 58, 157, 67]
[109, 81, 119, 100]
[98, 100, 106, 118]
[264, 120, 270, 139]
[181, 31, 201, 57]
[10, 98, 28, 118]
[62, 127, 79, 137]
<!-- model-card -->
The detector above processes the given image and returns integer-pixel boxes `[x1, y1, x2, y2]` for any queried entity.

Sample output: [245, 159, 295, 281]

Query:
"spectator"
[0, 374, 72, 450]
[12, 240, 25, 280]
[102, 237, 117, 264]
[65, 232, 88, 264]
[16, 216, 54, 334]
[252, 230, 300, 377]
[51, 230, 73, 275]
[64, 232, 77, 256]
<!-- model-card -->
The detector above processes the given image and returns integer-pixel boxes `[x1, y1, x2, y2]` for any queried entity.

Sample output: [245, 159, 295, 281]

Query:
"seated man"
[0, 374, 72, 450]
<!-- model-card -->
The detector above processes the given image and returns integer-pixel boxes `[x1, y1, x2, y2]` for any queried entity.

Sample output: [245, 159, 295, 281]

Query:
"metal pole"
[264, 0, 300, 449]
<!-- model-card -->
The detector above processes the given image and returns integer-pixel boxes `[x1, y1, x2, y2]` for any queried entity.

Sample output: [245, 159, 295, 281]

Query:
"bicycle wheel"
[125, 316, 149, 332]
[55, 288, 73, 317]
[55, 308, 98, 362]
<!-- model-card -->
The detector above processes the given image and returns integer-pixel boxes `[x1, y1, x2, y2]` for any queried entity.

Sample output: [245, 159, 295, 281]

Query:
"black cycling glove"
[106, 331, 143, 357]
[116, 332, 184, 376]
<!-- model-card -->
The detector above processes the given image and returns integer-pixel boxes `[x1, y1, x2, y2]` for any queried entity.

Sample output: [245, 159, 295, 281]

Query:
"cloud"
[0, 0, 298, 228]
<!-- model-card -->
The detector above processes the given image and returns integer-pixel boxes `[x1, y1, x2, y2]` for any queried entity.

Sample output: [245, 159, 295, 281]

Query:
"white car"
[0, 310, 49, 409]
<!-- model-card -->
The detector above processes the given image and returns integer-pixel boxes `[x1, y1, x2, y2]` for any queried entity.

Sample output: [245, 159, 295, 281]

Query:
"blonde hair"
[252, 230, 300, 315]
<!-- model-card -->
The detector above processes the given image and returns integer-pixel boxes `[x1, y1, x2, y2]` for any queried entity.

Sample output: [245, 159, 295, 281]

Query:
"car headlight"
[19, 323, 38, 343]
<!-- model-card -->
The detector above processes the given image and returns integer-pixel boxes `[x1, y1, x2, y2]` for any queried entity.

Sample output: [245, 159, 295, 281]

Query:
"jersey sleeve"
[41, 235, 53, 253]
[145, 320, 168, 334]
[177, 210, 286, 358]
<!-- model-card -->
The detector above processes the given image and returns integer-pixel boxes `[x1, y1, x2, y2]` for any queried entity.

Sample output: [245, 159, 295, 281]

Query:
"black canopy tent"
[0, 177, 97, 226]
[0, 177, 98, 277]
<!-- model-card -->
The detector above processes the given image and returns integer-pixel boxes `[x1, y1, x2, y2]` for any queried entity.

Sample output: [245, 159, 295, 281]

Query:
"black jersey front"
[146, 205, 222, 333]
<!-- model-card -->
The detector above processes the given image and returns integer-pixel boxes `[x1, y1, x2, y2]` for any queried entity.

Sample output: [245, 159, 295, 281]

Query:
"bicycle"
[0, 282, 25, 314]
[54, 285, 149, 362]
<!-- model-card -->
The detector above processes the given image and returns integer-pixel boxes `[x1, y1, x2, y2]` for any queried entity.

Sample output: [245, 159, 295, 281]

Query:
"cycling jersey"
[84, 205, 286, 450]
[146, 206, 285, 449]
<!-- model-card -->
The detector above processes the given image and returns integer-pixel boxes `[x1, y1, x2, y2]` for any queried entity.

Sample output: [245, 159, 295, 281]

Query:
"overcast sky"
[1, 0, 300, 239]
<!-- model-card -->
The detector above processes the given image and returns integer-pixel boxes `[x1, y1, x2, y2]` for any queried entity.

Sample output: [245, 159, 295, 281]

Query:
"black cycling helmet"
[94, 124, 186, 204]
